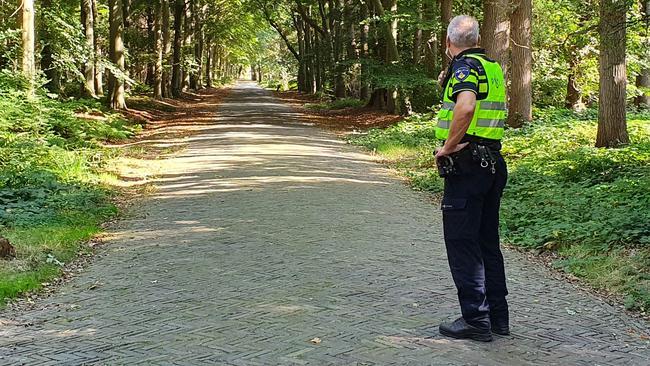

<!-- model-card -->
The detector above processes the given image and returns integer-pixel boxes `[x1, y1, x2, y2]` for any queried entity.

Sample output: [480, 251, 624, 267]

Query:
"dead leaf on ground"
[87, 281, 102, 290]
[309, 337, 322, 344]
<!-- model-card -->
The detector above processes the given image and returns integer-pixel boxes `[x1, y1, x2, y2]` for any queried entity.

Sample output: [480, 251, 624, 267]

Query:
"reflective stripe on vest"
[435, 54, 507, 141]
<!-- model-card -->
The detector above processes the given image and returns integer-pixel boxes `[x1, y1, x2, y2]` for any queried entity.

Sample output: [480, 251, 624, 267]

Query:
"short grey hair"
[447, 15, 480, 47]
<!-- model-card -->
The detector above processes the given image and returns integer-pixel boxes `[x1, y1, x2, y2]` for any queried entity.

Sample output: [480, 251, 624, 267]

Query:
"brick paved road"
[1, 82, 649, 365]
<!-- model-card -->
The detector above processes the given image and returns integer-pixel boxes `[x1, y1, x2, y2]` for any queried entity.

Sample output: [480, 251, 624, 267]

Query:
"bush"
[306, 98, 366, 111]
[0, 71, 140, 304]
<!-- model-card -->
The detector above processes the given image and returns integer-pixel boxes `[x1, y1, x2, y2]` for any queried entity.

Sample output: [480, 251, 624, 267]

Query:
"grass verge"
[349, 108, 650, 313]
[0, 73, 144, 306]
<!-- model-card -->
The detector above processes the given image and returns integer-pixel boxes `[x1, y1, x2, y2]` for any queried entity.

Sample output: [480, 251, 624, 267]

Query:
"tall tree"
[596, 0, 629, 147]
[481, 0, 510, 77]
[40, 0, 60, 93]
[171, 0, 184, 97]
[182, 0, 194, 90]
[21, 0, 36, 94]
[162, 0, 172, 97]
[508, 0, 532, 127]
[440, 0, 452, 69]
[359, 1, 370, 99]
[108, 0, 127, 109]
[367, 0, 399, 113]
[421, 0, 436, 78]
[153, 0, 164, 99]
[636, 0, 650, 108]
[81, 0, 97, 97]
[92, 0, 103, 95]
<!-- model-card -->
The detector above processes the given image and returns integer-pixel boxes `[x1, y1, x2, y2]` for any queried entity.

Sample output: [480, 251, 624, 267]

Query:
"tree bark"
[507, 0, 532, 127]
[481, 0, 510, 77]
[596, 0, 629, 147]
[40, 0, 60, 93]
[304, 10, 315, 93]
[440, 0, 452, 69]
[92, 0, 103, 95]
[191, 1, 204, 89]
[108, 0, 127, 109]
[333, 0, 346, 98]
[21, 0, 36, 94]
[145, 5, 155, 87]
[153, 0, 164, 99]
[295, 14, 307, 92]
[171, 0, 184, 97]
[182, 0, 194, 90]
[565, 52, 582, 109]
[81, 0, 96, 97]
[413, 2, 422, 65]
[161, 0, 172, 97]
[368, 0, 399, 113]
[360, 2, 369, 99]
[206, 42, 214, 87]
[421, 0, 436, 77]
[636, 0, 650, 108]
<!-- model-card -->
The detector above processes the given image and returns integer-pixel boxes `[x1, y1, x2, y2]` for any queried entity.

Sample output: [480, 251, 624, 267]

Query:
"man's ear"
[477, 35, 481, 47]
[446, 36, 451, 49]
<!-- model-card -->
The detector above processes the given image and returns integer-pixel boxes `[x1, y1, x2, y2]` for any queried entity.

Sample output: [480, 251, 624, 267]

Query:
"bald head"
[447, 15, 480, 48]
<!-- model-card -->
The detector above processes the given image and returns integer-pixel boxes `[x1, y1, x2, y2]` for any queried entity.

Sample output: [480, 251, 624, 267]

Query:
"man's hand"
[435, 142, 469, 158]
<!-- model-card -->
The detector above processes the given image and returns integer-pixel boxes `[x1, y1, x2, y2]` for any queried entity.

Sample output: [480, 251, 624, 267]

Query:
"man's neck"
[453, 47, 484, 59]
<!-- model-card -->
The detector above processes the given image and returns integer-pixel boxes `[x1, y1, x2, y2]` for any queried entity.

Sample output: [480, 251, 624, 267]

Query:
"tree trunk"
[315, 32, 323, 91]
[161, 0, 172, 97]
[421, 0, 436, 77]
[413, 2, 422, 65]
[481, 0, 510, 77]
[182, 0, 193, 90]
[40, 0, 60, 93]
[565, 53, 582, 109]
[191, 1, 204, 89]
[21, 0, 36, 94]
[81, 0, 96, 97]
[295, 15, 306, 92]
[153, 0, 164, 99]
[507, 0, 532, 127]
[92, 0, 103, 95]
[440, 0, 452, 69]
[304, 14, 315, 93]
[368, 0, 399, 113]
[171, 0, 184, 97]
[333, 0, 345, 98]
[108, 0, 127, 109]
[145, 5, 155, 86]
[205, 40, 212, 87]
[360, 2, 369, 99]
[596, 0, 629, 147]
[636, 0, 650, 108]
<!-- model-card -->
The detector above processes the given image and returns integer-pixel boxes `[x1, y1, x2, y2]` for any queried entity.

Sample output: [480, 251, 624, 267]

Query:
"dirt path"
[1, 81, 648, 365]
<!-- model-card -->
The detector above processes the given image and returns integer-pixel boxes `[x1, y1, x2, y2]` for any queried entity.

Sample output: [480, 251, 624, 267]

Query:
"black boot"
[491, 318, 510, 336]
[439, 317, 492, 342]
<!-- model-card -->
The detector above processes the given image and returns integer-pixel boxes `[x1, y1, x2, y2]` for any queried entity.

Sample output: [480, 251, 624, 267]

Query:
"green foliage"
[350, 108, 650, 310]
[306, 98, 365, 111]
[0, 72, 139, 304]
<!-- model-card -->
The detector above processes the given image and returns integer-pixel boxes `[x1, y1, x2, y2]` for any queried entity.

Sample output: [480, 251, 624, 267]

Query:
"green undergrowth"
[0, 72, 141, 305]
[306, 98, 366, 111]
[349, 108, 650, 312]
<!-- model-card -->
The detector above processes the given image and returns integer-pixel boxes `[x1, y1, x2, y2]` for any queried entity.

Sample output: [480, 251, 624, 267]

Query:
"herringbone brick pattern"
[1, 82, 648, 365]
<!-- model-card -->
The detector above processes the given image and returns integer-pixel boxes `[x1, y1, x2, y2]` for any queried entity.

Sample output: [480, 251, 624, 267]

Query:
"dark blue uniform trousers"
[441, 148, 508, 329]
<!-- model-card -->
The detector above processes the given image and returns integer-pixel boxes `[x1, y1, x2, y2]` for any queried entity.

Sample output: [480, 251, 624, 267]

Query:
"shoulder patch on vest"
[454, 66, 470, 81]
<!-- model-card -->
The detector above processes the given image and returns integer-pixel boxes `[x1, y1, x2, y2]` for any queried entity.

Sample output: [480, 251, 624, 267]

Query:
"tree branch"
[295, 2, 326, 36]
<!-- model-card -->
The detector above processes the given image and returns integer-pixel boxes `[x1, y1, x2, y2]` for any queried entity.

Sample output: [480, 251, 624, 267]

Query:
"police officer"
[435, 15, 509, 342]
